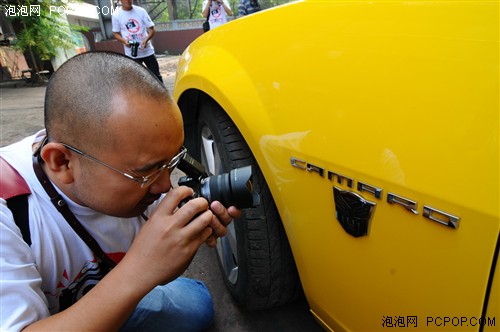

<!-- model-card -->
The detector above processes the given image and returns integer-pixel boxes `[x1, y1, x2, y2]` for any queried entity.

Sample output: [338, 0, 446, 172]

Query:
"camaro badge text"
[291, 157, 460, 230]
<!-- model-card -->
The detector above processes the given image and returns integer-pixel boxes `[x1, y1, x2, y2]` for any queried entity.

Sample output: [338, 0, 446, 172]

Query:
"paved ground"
[0, 55, 323, 331]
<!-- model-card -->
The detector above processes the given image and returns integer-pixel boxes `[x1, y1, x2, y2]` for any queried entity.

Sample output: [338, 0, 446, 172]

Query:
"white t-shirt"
[0, 133, 157, 331]
[203, 0, 232, 30]
[112, 5, 155, 59]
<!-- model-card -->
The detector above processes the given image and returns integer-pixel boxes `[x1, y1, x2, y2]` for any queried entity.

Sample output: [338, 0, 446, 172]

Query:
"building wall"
[84, 25, 204, 56]
[152, 29, 204, 55]
[0, 46, 30, 80]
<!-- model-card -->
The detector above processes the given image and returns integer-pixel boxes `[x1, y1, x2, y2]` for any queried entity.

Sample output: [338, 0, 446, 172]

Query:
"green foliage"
[155, 0, 293, 21]
[8, 0, 87, 61]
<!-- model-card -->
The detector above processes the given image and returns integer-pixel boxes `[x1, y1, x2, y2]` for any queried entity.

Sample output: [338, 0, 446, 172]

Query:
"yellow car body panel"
[174, 1, 499, 330]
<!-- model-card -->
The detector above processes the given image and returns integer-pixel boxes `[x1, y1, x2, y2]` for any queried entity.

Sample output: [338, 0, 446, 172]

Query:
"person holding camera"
[0, 51, 241, 331]
[112, 0, 163, 83]
[238, 0, 261, 17]
[202, 0, 233, 30]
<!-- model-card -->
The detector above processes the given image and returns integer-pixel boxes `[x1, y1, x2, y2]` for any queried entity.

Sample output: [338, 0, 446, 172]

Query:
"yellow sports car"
[173, 0, 499, 330]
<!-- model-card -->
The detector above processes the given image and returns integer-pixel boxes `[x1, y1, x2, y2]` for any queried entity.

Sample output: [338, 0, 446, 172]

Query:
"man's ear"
[40, 143, 76, 184]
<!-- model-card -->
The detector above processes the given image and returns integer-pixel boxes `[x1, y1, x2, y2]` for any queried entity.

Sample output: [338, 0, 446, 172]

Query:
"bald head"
[44, 51, 171, 149]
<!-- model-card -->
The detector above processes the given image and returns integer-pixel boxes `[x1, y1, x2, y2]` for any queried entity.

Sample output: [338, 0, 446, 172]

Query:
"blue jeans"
[120, 277, 214, 331]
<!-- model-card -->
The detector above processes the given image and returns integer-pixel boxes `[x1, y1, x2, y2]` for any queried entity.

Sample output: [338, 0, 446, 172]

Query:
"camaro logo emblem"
[334, 187, 375, 237]
[290, 157, 461, 232]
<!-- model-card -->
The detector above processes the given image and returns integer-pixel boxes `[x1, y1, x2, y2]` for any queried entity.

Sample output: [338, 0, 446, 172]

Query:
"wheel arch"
[173, 45, 275, 169]
[176, 89, 204, 157]
[176, 86, 280, 212]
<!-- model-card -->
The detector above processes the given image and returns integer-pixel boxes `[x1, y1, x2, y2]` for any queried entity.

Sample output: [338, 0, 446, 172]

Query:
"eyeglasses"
[61, 143, 187, 188]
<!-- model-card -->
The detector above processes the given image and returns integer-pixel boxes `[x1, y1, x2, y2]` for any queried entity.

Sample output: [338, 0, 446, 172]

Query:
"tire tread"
[197, 101, 302, 310]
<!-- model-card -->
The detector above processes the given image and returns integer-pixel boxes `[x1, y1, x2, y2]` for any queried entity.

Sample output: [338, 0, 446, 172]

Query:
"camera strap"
[32, 151, 117, 274]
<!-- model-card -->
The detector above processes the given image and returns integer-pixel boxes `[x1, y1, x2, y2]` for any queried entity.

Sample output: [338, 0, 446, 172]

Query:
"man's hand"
[112, 31, 129, 47]
[205, 201, 241, 247]
[120, 186, 215, 289]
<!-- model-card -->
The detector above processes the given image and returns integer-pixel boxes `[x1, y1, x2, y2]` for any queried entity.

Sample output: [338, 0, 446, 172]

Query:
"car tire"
[195, 100, 302, 310]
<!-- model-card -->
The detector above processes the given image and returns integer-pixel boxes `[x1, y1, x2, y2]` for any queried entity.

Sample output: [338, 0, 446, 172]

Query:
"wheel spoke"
[217, 227, 238, 284]
[201, 129, 216, 175]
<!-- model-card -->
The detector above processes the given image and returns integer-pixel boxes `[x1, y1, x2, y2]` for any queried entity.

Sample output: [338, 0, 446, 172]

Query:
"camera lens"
[177, 152, 260, 209]
[129, 41, 138, 57]
[199, 166, 259, 208]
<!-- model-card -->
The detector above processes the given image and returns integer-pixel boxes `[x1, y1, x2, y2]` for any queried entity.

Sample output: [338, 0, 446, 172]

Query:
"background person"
[238, 0, 261, 16]
[0, 51, 240, 331]
[112, 0, 163, 83]
[202, 0, 233, 30]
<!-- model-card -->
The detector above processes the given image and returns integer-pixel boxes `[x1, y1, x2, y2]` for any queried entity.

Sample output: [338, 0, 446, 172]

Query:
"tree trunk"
[166, 0, 178, 20]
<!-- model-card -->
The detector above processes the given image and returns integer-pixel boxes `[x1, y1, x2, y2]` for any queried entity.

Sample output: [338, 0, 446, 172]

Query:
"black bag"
[203, 14, 210, 32]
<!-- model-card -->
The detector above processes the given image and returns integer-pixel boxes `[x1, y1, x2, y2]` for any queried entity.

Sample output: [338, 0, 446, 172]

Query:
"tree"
[166, 0, 178, 20]
[7, 0, 87, 82]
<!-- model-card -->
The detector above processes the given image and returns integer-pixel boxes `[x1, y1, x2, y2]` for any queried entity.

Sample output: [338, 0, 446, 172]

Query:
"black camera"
[177, 153, 260, 209]
[128, 41, 139, 57]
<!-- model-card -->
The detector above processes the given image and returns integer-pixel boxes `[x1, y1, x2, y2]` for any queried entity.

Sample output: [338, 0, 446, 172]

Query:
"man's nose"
[148, 169, 172, 194]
